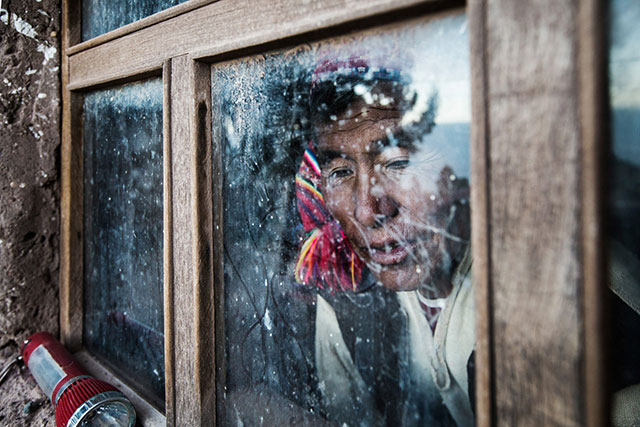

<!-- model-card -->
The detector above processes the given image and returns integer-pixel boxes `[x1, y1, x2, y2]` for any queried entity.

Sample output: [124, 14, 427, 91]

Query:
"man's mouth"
[364, 240, 414, 266]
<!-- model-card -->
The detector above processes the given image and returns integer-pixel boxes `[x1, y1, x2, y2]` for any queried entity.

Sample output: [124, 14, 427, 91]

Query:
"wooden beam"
[210, 63, 226, 426]
[163, 59, 176, 427]
[67, 0, 439, 90]
[66, 0, 218, 55]
[468, 0, 494, 425]
[482, 0, 590, 424]
[169, 55, 215, 425]
[191, 59, 216, 424]
[60, 0, 84, 350]
[169, 54, 198, 426]
[578, 0, 609, 425]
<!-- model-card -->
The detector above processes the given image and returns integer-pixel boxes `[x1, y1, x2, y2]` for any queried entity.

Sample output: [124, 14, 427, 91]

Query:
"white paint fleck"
[37, 93, 47, 99]
[19, 183, 26, 189]
[12, 13, 37, 39]
[49, 66, 59, 72]
[0, 8, 8, 25]
[3, 78, 11, 86]
[25, 68, 38, 75]
[263, 308, 273, 331]
[225, 115, 240, 149]
[36, 44, 57, 64]
[28, 125, 43, 140]
[459, 19, 468, 35]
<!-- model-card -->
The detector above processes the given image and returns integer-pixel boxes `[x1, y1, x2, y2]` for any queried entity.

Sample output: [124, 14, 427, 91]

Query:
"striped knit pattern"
[295, 144, 364, 292]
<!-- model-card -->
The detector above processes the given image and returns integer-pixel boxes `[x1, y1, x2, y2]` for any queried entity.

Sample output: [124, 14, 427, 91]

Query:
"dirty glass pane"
[213, 12, 473, 426]
[608, 0, 640, 424]
[83, 78, 164, 407]
[82, 0, 189, 41]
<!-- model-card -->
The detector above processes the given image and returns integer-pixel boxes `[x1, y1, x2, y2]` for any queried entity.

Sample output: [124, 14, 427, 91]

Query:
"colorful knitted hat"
[310, 57, 407, 89]
[309, 56, 412, 124]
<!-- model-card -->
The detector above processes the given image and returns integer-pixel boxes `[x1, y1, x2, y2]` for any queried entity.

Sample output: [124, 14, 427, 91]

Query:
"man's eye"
[386, 159, 409, 171]
[329, 168, 353, 180]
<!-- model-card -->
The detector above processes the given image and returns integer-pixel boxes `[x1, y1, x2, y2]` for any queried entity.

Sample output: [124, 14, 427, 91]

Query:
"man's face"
[316, 95, 455, 296]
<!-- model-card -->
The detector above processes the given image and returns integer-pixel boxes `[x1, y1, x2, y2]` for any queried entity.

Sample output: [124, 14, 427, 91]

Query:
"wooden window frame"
[59, 0, 609, 425]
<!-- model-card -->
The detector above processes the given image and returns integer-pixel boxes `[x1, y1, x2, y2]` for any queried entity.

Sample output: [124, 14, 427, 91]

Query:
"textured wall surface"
[0, 0, 60, 424]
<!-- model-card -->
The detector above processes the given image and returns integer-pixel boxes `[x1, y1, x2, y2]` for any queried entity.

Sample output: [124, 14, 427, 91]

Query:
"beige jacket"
[315, 252, 475, 426]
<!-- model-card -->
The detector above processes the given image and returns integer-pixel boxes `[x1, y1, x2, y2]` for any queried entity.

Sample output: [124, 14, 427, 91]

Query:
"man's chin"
[372, 265, 422, 292]
[370, 260, 454, 296]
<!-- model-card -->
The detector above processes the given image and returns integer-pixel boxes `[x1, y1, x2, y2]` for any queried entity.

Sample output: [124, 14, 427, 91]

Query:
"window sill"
[73, 350, 165, 427]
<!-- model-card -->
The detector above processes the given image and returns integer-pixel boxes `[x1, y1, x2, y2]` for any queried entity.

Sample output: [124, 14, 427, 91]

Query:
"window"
[82, 78, 165, 408]
[213, 13, 472, 425]
[60, 0, 620, 425]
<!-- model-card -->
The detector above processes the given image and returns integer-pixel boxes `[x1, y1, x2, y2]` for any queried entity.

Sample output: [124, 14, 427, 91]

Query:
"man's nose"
[354, 171, 398, 228]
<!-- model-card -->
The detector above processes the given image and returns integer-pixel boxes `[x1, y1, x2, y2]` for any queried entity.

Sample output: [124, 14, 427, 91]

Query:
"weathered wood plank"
[490, 93, 582, 426]
[66, 0, 217, 55]
[210, 67, 226, 426]
[485, 1, 585, 425]
[170, 54, 198, 427]
[60, 0, 83, 350]
[191, 60, 216, 424]
[577, 0, 608, 425]
[163, 59, 176, 427]
[468, 0, 493, 425]
[169, 55, 216, 426]
[67, 0, 439, 90]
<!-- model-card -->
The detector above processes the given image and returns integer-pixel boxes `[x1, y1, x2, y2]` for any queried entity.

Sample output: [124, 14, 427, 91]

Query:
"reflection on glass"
[83, 79, 164, 406]
[609, 0, 640, 425]
[82, 0, 189, 41]
[214, 12, 473, 426]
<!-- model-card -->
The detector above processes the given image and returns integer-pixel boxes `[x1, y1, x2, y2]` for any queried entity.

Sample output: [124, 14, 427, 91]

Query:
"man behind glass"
[295, 58, 474, 426]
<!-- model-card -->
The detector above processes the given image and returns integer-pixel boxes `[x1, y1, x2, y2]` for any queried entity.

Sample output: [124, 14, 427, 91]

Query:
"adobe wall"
[0, 0, 60, 424]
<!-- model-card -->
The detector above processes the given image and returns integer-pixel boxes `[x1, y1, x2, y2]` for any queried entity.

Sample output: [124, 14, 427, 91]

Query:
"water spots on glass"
[82, 0, 189, 40]
[214, 13, 473, 426]
[83, 78, 164, 406]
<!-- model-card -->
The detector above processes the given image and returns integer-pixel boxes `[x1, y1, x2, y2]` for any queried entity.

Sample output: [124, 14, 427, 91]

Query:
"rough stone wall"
[0, 0, 60, 425]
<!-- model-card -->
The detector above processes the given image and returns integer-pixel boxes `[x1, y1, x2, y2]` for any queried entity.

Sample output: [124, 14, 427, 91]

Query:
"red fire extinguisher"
[18, 332, 136, 427]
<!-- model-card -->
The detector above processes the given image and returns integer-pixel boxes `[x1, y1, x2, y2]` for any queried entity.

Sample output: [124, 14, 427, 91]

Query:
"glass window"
[83, 78, 165, 407]
[608, 0, 640, 425]
[82, 0, 189, 41]
[213, 11, 473, 426]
